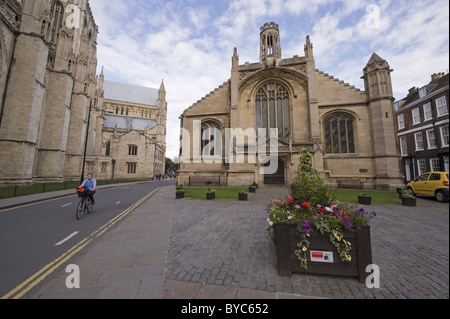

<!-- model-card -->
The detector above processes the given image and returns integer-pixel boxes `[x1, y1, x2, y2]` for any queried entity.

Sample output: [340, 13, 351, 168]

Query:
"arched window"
[105, 142, 111, 156]
[48, 2, 65, 45]
[200, 120, 222, 157]
[255, 82, 290, 141]
[324, 112, 356, 154]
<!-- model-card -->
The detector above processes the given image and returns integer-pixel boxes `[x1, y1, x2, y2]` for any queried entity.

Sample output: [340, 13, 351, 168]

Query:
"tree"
[165, 157, 178, 172]
[290, 148, 332, 207]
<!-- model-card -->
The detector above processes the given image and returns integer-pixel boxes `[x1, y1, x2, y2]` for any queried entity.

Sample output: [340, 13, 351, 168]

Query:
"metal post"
[81, 99, 92, 184]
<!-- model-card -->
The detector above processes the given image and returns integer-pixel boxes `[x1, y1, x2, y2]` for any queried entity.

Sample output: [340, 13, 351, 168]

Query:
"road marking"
[0, 195, 74, 213]
[116, 201, 121, 205]
[55, 232, 79, 246]
[62, 203, 72, 208]
[1, 187, 161, 300]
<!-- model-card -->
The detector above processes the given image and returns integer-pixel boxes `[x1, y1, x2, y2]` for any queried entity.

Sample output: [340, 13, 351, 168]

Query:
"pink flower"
[295, 205, 301, 210]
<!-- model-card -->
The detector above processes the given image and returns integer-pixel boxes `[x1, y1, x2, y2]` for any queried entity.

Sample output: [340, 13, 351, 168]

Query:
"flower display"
[267, 198, 375, 232]
[267, 198, 376, 269]
[267, 148, 376, 270]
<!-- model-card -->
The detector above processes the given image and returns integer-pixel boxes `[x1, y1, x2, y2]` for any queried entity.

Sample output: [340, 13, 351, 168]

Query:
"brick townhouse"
[395, 72, 449, 183]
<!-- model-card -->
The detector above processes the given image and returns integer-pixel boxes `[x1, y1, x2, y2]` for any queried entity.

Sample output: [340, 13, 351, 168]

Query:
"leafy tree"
[290, 148, 332, 207]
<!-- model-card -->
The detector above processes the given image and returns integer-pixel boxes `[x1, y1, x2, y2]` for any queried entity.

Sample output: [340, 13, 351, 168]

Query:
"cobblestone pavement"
[165, 188, 449, 299]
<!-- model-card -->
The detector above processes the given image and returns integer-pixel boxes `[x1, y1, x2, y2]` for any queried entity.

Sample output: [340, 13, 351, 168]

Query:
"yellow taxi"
[407, 172, 449, 202]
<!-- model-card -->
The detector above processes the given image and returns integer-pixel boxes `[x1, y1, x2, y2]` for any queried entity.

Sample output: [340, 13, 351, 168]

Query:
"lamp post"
[80, 99, 93, 184]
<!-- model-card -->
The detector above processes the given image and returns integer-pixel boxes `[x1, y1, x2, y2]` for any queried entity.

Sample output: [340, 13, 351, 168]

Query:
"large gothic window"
[48, 2, 65, 45]
[255, 82, 290, 141]
[324, 113, 356, 154]
[200, 120, 222, 157]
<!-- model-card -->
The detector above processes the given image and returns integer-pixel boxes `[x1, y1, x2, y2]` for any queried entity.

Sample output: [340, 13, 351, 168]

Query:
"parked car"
[407, 172, 449, 202]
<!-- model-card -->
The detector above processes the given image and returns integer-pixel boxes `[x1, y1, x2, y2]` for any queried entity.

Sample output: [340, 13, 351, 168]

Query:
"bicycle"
[76, 186, 94, 220]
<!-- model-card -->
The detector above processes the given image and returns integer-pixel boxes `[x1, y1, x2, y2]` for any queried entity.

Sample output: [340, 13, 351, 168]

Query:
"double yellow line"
[1, 188, 160, 300]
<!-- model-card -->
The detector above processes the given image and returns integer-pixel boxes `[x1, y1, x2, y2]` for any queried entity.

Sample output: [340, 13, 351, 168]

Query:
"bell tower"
[362, 53, 403, 189]
[260, 22, 282, 66]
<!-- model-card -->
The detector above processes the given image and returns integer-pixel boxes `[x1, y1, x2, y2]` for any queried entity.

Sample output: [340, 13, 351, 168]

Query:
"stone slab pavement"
[31, 186, 449, 299]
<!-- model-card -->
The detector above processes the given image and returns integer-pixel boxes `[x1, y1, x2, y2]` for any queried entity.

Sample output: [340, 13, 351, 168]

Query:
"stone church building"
[85, 70, 167, 181]
[178, 22, 403, 190]
[0, 0, 166, 186]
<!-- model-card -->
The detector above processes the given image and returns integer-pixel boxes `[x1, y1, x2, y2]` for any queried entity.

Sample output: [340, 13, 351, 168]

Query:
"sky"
[89, 0, 450, 160]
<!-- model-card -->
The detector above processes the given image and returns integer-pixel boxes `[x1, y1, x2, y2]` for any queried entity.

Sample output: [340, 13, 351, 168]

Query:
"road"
[0, 180, 174, 298]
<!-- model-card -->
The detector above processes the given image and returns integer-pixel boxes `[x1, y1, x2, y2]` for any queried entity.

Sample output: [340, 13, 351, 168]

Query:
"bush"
[290, 148, 333, 207]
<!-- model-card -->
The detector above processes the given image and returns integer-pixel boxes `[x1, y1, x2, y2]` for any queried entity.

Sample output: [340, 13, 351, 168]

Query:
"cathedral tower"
[0, 0, 99, 185]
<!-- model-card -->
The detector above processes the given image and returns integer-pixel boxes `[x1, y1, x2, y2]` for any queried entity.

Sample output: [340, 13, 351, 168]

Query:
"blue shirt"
[82, 178, 98, 191]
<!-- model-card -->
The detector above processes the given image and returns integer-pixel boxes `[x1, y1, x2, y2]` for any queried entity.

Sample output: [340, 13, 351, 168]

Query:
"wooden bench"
[189, 176, 221, 187]
[337, 179, 364, 189]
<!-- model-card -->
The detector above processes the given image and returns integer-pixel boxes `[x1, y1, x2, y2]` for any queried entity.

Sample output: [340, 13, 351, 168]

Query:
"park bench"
[189, 176, 221, 187]
[337, 179, 364, 189]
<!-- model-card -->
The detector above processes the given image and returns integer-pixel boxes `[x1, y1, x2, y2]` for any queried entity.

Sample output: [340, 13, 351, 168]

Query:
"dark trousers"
[83, 189, 96, 203]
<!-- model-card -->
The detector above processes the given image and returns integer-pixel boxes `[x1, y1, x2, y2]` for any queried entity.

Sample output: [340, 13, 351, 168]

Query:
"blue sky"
[90, 0, 449, 159]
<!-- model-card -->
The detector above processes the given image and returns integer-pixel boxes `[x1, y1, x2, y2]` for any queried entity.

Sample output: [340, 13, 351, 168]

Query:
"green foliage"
[401, 189, 416, 199]
[290, 148, 332, 207]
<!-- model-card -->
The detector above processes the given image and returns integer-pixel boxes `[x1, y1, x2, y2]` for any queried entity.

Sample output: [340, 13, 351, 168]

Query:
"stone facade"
[0, 0, 167, 186]
[0, 0, 99, 186]
[178, 22, 404, 190]
[84, 73, 167, 181]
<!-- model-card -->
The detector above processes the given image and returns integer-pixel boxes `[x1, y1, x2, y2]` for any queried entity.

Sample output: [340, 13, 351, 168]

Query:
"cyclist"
[80, 173, 98, 205]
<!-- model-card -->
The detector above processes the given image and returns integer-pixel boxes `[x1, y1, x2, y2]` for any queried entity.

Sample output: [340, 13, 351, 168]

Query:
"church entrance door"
[264, 160, 285, 185]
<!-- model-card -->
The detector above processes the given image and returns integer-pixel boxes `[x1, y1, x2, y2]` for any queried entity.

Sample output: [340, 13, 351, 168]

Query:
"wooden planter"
[176, 192, 185, 199]
[274, 223, 373, 284]
[239, 193, 248, 201]
[358, 196, 372, 205]
[401, 197, 417, 207]
[206, 192, 215, 200]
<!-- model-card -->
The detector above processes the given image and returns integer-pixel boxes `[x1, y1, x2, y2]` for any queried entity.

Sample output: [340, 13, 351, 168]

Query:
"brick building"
[395, 72, 449, 182]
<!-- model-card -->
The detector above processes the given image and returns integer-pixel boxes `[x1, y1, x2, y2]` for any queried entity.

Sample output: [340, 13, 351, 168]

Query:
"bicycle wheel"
[87, 198, 93, 214]
[76, 199, 85, 220]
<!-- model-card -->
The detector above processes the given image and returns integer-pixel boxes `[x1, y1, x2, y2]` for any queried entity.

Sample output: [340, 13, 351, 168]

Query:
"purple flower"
[302, 229, 309, 235]
[304, 221, 311, 228]
[356, 226, 361, 231]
